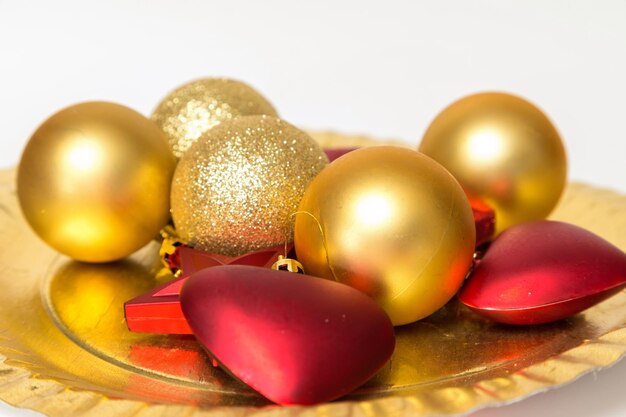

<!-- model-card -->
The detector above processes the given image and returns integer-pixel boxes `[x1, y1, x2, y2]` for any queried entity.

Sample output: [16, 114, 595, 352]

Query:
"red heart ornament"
[459, 221, 626, 324]
[180, 265, 395, 405]
[124, 244, 289, 334]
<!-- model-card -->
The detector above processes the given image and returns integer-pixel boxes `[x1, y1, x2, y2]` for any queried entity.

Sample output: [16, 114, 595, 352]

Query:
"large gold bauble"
[294, 146, 476, 326]
[419, 92, 567, 235]
[151, 78, 278, 159]
[171, 115, 328, 257]
[17, 102, 176, 263]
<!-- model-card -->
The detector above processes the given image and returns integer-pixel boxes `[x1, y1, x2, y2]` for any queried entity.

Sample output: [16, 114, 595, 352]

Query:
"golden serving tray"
[2, 133, 626, 417]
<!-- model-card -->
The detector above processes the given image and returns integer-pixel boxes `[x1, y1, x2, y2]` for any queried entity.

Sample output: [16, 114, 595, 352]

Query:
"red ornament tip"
[124, 244, 291, 334]
[324, 147, 359, 162]
[470, 198, 496, 246]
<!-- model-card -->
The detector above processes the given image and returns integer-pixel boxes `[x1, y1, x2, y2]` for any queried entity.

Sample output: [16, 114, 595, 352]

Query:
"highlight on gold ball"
[419, 92, 567, 235]
[152, 77, 278, 159]
[170, 115, 328, 257]
[294, 146, 476, 325]
[17, 101, 176, 263]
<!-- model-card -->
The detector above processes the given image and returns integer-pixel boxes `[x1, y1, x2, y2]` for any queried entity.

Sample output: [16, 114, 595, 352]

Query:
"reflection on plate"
[1, 133, 626, 417]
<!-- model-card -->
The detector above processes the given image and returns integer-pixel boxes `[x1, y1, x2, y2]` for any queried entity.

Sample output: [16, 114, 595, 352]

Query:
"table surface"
[1, 1, 625, 416]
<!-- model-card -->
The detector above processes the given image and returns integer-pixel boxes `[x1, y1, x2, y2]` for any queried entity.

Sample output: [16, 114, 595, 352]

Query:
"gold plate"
[2, 133, 626, 417]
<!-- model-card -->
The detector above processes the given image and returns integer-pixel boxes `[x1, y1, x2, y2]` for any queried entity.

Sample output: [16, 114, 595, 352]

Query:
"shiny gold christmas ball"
[171, 115, 328, 257]
[17, 102, 176, 263]
[151, 78, 278, 159]
[419, 92, 567, 235]
[294, 146, 476, 326]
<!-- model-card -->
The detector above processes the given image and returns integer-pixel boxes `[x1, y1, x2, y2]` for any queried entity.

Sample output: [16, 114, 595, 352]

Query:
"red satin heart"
[180, 265, 395, 405]
[124, 244, 290, 334]
[459, 221, 626, 324]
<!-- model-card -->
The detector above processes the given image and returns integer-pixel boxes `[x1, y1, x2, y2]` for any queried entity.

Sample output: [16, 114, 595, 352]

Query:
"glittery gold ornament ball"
[171, 115, 329, 256]
[151, 78, 278, 159]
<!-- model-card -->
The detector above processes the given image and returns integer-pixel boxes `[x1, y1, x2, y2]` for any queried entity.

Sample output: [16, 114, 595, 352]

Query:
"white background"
[1, 1, 626, 416]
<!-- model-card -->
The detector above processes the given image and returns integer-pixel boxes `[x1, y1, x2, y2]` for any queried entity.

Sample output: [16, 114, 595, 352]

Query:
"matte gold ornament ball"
[294, 146, 476, 326]
[152, 78, 278, 159]
[17, 102, 176, 263]
[419, 92, 567, 235]
[171, 115, 328, 257]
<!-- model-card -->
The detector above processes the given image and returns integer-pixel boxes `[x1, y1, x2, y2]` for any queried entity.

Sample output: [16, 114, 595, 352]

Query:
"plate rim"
[3, 135, 626, 417]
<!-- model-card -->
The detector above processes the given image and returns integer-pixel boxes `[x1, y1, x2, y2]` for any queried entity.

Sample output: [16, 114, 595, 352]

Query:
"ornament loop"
[288, 210, 341, 282]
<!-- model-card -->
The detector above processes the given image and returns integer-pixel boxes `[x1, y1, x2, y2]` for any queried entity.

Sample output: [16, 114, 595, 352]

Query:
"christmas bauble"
[17, 102, 176, 263]
[171, 115, 328, 256]
[180, 265, 395, 405]
[294, 146, 476, 325]
[459, 221, 626, 324]
[419, 92, 567, 235]
[151, 78, 278, 158]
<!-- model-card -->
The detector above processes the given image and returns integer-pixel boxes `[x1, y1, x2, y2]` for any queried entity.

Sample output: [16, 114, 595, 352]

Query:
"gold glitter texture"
[171, 115, 328, 256]
[152, 78, 279, 158]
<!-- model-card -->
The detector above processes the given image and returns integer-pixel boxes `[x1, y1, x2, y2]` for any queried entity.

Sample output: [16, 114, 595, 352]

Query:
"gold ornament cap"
[152, 78, 278, 158]
[271, 256, 305, 274]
